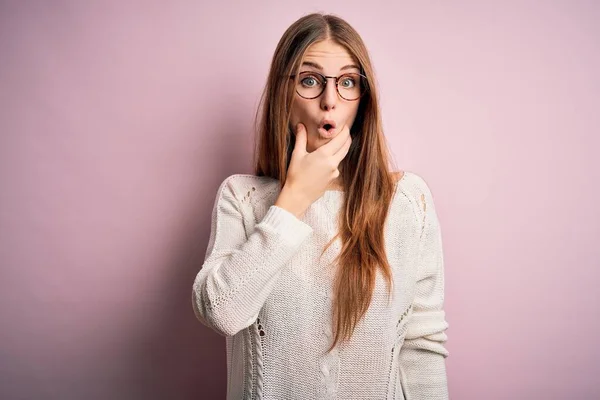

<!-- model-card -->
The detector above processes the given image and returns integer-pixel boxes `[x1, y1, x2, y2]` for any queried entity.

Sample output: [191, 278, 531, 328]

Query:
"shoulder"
[213, 173, 280, 206]
[392, 170, 439, 224]
[393, 170, 435, 198]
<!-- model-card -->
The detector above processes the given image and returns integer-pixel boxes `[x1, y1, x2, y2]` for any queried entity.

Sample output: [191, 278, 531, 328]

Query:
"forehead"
[302, 40, 358, 70]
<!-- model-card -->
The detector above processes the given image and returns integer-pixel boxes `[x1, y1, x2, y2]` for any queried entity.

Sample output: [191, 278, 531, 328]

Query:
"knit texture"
[192, 171, 450, 399]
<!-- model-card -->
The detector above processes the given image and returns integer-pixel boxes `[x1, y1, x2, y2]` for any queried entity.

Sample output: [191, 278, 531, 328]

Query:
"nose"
[320, 78, 338, 111]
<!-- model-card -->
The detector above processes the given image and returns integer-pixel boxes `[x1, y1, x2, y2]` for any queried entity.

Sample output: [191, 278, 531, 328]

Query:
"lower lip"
[318, 127, 337, 138]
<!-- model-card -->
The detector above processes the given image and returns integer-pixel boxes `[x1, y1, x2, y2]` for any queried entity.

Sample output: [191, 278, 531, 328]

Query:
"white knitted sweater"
[192, 171, 450, 399]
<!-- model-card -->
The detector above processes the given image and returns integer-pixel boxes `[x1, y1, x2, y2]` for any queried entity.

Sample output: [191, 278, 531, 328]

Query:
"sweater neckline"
[322, 171, 408, 195]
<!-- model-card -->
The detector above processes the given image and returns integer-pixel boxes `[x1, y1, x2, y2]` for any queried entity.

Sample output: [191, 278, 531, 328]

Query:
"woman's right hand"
[274, 122, 352, 217]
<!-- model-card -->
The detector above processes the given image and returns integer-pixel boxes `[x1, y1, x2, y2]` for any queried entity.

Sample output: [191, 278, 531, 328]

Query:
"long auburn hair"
[253, 13, 400, 353]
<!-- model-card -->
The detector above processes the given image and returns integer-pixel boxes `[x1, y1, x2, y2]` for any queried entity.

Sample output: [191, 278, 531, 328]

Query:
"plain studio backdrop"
[1, 1, 598, 399]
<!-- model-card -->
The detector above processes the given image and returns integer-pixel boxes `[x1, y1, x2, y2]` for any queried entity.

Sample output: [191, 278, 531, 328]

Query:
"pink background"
[1, 1, 599, 399]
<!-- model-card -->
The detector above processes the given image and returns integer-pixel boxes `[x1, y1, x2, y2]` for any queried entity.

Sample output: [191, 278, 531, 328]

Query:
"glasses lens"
[296, 72, 325, 99]
[337, 73, 365, 101]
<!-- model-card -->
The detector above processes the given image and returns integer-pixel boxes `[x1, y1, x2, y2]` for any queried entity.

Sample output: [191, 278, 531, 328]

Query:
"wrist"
[275, 184, 311, 219]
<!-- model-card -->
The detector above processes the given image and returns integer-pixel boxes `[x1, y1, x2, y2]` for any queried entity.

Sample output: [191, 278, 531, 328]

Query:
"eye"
[300, 75, 321, 88]
[339, 75, 356, 88]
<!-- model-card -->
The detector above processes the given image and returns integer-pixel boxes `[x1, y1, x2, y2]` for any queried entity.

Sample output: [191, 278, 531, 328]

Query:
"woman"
[192, 12, 450, 400]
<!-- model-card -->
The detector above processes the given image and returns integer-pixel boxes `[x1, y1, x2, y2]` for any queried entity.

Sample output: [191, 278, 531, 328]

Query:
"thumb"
[293, 123, 307, 155]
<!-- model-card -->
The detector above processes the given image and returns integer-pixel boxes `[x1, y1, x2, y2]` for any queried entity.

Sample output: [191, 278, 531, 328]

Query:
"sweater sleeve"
[192, 175, 314, 337]
[398, 175, 450, 400]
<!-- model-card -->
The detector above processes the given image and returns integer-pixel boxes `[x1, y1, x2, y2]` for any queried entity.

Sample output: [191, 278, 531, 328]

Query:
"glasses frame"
[289, 71, 369, 101]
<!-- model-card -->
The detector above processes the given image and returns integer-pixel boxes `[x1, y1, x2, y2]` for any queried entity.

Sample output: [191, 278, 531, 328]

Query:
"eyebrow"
[301, 61, 361, 72]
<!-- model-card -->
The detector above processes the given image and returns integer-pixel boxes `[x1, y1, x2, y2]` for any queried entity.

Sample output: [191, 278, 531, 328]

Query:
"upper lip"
[319, 119, 337, 130]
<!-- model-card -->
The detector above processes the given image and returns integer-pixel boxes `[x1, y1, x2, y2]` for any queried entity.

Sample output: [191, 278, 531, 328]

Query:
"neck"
[326, 177, 344, 191]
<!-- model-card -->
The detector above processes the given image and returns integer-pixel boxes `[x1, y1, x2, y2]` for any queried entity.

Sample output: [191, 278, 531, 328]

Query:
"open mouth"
[320, 120, 337, 132]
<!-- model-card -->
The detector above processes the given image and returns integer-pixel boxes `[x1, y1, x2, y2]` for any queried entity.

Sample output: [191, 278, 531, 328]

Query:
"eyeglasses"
[289, 71, 368, 101]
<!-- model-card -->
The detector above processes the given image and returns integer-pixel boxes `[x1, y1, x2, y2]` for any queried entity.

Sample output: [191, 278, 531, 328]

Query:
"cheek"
[345, 104, 360, 127]
[290, 100, 313, 126]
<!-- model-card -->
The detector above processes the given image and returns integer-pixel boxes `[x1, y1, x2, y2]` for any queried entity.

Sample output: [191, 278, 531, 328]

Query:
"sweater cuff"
[261, 205, 313, 243]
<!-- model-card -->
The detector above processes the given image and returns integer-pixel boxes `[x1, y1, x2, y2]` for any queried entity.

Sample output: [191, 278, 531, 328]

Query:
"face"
[289, 39, 361, 153]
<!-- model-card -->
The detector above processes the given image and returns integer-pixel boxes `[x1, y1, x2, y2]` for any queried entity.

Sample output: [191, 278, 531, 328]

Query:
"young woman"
[192, 13, 450, 400]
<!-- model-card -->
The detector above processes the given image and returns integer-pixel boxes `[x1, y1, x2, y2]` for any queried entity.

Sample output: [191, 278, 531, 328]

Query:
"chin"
[308, 142, 324, 153]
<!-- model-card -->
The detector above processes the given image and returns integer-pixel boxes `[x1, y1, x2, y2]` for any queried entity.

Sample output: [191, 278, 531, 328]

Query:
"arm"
[398, 176, 450, 400]
[192, 175, 313, 337]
